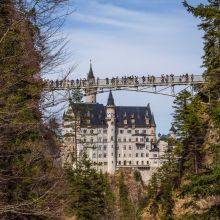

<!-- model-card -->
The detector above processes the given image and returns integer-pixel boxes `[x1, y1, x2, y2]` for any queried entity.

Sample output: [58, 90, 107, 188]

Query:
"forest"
[0, 0, 219, 219]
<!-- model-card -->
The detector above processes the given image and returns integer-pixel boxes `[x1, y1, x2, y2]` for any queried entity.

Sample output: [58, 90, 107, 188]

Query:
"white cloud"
[59, 0, 204, 134]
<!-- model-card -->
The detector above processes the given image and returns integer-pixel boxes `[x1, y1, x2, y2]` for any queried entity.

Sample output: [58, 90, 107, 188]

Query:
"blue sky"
[59, 0, 207, 135]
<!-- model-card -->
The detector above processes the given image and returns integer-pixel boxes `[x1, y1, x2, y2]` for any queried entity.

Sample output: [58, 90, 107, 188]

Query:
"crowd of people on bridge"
[46, 73, 195, 88]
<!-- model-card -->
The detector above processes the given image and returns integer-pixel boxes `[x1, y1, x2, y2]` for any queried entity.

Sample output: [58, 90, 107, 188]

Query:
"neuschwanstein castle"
[62, 64, 175, 180]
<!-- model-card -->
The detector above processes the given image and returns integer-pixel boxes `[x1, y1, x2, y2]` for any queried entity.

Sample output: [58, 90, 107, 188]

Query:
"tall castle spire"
[87, 60, 95, 79]
[107, 90, 115, 106]
[85, 60, 96, 103]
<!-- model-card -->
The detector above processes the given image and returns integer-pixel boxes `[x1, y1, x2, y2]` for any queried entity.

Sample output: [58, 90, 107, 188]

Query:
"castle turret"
[106, 91, 116, 173]
[85, 61, 97, 103]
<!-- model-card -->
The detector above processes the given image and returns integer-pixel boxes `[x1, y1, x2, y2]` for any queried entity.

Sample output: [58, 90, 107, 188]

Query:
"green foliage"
[66, 154, 115, 220]
[146, 159, 179, 220]
[0, 1, 67, 218]
[211, 101, 220, 124]
[144, 1, 220, 218]
[134, 169, 142, 182]
[183, 0, 220, 95]
[118, 173, 136, 220]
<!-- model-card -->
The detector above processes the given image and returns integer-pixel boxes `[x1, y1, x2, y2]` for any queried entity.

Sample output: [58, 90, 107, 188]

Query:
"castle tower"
[62, 105, 75, 165]
[106, 91, 116, 173]
[85, 61, 97, 103]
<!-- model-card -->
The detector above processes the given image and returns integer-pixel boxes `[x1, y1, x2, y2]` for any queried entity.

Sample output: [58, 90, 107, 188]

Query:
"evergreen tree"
[0, 0, 68, 218]
[118, 173, 136, 220]
[66, 154, 115, 220]
[183, 0, 220, 95]
[181, 1, 220, 218]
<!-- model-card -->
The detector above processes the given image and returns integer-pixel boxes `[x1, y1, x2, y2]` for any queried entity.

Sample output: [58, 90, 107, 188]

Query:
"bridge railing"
[44, 74, 205, 90]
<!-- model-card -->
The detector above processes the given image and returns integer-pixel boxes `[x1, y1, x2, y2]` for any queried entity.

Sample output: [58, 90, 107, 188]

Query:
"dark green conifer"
[66, 154, 115, 220]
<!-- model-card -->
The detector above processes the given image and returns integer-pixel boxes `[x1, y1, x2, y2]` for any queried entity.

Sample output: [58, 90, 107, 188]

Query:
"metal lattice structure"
[44, 74, 205, 97]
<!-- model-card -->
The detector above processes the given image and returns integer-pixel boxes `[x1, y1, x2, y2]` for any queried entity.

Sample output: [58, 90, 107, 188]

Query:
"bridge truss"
[44, 74, 205, 98]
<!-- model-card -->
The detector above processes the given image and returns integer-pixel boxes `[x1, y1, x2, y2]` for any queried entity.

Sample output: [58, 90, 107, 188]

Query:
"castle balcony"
[116, 164, 150, 170]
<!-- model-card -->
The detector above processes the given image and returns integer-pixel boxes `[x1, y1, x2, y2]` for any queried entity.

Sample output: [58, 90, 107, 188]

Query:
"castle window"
[136, 138, 138, 142]
[104, 162, 107, 165]
[142, 161, 144, 165]
[93, 153, 96, 158]
[103, 145, 107, 150]
[123, 146, 126, 150]
[129, 138, 131, 142]
[120, 130, 124, 134]
[129, 154, 132, 157]
[118, 154, 120, 157]
[142, 130, 146, 134]
[147, 161, 149, 164]
[103, 129, 107, 134]
[103, 153, 107, 158]
[135, 130, 139, 134]
[127, 130, 131, 134]
[123, 138, 126, 142]
[146, 153, 149, 157]
[136, 153, 138, 157]
[146, 138, 149, 142]
[90, 129, 93, 134]
[129, 161, 132, 165]
[98, 146, 101, 150]
[119, 161, 121, 165]
[83, 129, 87, 134]
[111, 136, 114, 141]
[141, 153, 144, 157]
[124, 161, 126, 165]
[136, 161, 139, 165]
[153, 154, 157, 157]
[124, 154, 126, 157]
[118, 138, 121, 142]
[129, 146, 132, 150]
[99, 154, 102, 158]
[140, 138, 144, 142]
[91, 139, 93, 143]
[103, 138, 107, 143]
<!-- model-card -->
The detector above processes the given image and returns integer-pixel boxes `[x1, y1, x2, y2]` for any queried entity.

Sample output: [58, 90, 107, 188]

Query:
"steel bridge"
[44, 74, 205, 97]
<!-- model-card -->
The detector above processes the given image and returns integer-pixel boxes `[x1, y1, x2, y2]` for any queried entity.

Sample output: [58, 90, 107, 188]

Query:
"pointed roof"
[107, 90, 115, 106]
[147, 103, 156, 127]
[87, 60, 95, 79]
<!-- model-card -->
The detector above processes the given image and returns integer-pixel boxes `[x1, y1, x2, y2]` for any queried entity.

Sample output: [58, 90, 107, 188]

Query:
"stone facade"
[61, 64, 174, 180]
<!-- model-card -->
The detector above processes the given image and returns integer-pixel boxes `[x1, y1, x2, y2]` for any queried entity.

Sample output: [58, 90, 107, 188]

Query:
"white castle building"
[62, 64, 174, 180]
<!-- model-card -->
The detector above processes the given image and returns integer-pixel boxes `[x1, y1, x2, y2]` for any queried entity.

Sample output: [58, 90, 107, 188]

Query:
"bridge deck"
[45, 75, 205, 91]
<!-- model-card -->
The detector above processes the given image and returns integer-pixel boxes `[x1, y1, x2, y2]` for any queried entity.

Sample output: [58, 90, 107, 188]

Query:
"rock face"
[110, 168, 147, 219]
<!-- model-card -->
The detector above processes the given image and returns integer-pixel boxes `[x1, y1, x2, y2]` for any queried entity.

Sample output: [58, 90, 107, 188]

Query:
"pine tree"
[0, 0, 68, 218]
[66, 154, 115, 220]
[180, 2, 220, 218]
[183, 0, 220, 97]
[118, 173, 136, 220]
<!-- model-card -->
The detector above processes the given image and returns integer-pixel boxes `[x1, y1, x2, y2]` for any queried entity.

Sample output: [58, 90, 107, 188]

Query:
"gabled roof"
[67, 102, 156, 128]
